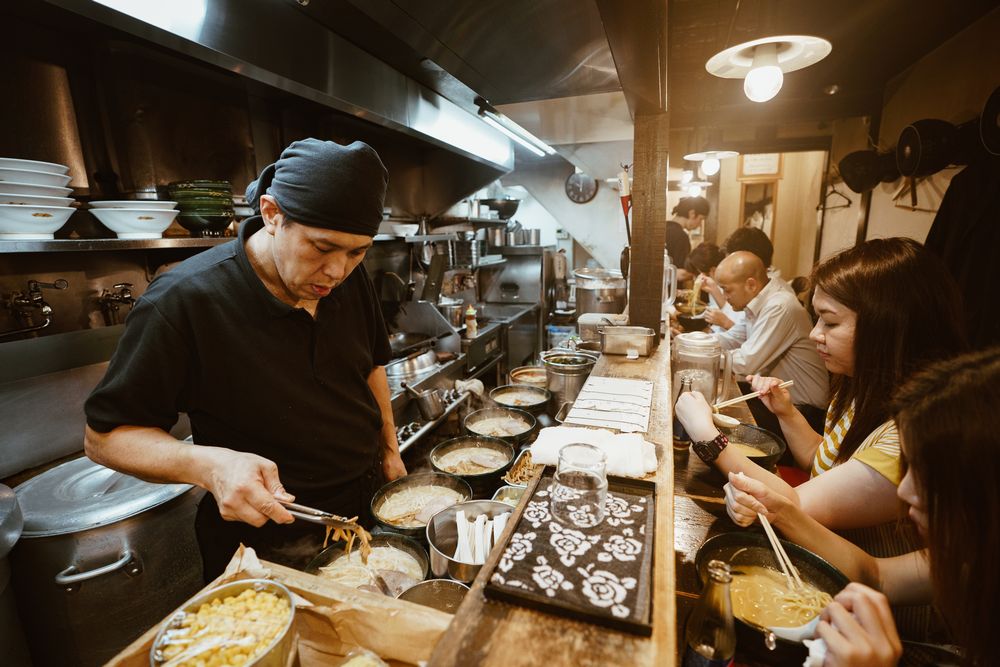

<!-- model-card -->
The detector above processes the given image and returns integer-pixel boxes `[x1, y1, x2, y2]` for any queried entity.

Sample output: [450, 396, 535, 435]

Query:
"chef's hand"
[674, 391, 719, 442]
[382, 448, 407, 482]
[747, 374, 796, 418]
[724, 470, 794, 526]
[817, 584, 902, 667]
[201, 448, 295, 527]
[704, 307, 734, 330]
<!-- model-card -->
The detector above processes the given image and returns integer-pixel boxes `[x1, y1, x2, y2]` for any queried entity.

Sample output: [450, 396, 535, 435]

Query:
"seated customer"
[684, 242, 741, 333]
[676, 237, 966, 532]
[667, 196, 709, 281]
[724, 346, 999, 666]
[723, 226, 782, 281]
[712, 251, 829, 431]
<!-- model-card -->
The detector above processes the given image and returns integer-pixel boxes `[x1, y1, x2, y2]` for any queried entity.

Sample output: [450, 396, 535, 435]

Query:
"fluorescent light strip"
[480, 114, 546, 157]
[488, 110, 556, 155]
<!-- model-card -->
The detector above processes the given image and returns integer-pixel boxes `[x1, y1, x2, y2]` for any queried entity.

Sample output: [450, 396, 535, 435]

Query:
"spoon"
[712, 412, 741, 430]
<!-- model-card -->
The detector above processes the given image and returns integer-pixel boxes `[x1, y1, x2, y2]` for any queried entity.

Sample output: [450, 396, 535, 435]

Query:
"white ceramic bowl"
[90, 208, 179, 239]
[0, 168, 72, 187]
[0, 158, 69, 175]
[90, 200, 177, 210]
[0, 192, 74, 207]
[0, 204, 74, 239]
[0, 181, 72, 197]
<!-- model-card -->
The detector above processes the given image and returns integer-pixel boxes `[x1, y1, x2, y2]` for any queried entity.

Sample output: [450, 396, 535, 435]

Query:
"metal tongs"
[278, 500, 361, 531]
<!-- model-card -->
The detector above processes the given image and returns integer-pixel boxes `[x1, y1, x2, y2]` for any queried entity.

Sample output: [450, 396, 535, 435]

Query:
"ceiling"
[307, 0, 996, 138]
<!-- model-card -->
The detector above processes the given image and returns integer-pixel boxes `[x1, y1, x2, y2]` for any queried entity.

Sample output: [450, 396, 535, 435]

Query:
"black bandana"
[246, 138, 388, 237]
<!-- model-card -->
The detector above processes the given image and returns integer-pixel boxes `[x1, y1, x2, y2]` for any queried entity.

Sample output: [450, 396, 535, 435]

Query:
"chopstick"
[758, 512, 804, 590]
[713, 380, 795, 411]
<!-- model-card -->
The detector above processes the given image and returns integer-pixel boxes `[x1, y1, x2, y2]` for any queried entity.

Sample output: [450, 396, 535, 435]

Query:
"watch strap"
[693, 433, 729, 464]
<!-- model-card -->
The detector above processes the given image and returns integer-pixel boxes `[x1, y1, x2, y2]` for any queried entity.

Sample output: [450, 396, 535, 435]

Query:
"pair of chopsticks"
[758, 512, 804, 591]
[713, 379, 795, 411]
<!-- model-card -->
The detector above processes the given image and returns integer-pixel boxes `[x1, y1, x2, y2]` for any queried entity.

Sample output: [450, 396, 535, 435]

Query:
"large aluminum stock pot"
[12, 456, 204, 666]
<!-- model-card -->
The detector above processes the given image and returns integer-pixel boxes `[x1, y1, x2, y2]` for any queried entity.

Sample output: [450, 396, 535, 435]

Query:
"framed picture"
[739, 153, 783, 179]
[739, 180, 779, 241]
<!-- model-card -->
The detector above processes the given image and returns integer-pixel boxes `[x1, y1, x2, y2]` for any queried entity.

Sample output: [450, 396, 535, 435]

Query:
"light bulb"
[701, 158, 721, 176]
[686, 185, 703, 197]
[681, 170, 694, 184]
[743, 43, 783, 103]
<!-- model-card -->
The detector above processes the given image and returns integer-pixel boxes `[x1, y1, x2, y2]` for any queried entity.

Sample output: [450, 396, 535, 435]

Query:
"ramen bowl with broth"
[723, 423, 786, 471]
[464, 407, 536, 446]
[371, 473, 472, 540]
[696, 532, 848, 665]
[489, 384, 551, 415]
[429, 436, 514, 498]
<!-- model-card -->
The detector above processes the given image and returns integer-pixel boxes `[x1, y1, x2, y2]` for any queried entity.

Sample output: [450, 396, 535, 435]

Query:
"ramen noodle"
[730, 565, 833, 627]
[494, 389, 546, 407]
[728, 441, 768, 458]
[377, 485, 465, 528]
[468, 417, 530, 438]
[502, 451, 541, 486]
[436, 447, 509, 475]
[318, 545, 423, 595]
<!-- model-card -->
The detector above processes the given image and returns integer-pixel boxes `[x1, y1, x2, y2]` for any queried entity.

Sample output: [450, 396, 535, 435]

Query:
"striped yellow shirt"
[810, 402, 902, 485]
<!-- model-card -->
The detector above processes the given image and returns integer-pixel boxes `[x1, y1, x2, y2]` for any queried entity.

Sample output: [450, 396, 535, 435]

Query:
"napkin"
[529, 426, 658, 478]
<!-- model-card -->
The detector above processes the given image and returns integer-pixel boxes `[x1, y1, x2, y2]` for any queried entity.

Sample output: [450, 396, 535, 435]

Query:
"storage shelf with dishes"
[0, 237, 231, 253]
[0, 157, 75, 240]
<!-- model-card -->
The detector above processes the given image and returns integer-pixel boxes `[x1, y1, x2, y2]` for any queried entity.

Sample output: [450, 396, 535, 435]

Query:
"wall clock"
[565, 171, 598, 204]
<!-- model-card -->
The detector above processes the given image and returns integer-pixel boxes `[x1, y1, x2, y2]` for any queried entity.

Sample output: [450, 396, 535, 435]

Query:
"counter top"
[428, 339, 677, 666]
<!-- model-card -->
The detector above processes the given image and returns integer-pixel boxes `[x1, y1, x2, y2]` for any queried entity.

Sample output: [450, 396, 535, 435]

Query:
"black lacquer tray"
[483, 466, 656, 635]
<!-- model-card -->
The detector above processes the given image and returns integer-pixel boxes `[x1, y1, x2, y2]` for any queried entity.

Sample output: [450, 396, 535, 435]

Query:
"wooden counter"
[428, 341, 678, 666]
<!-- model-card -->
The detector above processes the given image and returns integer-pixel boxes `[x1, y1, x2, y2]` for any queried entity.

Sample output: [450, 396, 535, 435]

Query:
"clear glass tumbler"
[549, 443, 609, 528]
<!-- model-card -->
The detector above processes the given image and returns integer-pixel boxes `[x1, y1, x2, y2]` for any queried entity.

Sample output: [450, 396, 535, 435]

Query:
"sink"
[473, 303, 537, 322]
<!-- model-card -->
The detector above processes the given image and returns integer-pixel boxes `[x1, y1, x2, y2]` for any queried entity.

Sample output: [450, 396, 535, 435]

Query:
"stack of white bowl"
[89, 200, 179, 239]
[0, 158, 75, 240]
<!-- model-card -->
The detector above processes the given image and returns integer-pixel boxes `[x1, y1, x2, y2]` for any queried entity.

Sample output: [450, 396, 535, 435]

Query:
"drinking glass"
[549, 443, 608, 528]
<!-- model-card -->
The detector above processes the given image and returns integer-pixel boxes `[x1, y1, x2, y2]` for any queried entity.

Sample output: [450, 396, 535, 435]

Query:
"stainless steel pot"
[437, 303, 465, 328]
[573, 268, 627, 315]
[541, 350, 597, 407]
[0, 485, 29, 666]
[426, 500, 512, 582]
[386, 348, 438, 378]
[12, 457, 204, 667]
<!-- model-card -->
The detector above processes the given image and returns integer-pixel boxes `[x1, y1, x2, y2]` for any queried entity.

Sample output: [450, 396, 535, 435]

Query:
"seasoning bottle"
[465, 304, 478, 338]
[683, 560, 736, 667]
[673, 376, 693, 451]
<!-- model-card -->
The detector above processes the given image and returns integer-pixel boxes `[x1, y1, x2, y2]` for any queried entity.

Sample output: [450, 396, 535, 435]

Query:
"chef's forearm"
[367, 366, 399, 455]
[84, 424, 218, 488]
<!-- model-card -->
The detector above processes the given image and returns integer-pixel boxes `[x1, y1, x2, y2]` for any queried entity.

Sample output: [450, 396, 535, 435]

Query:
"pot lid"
[0, 484, 22, 558]
[573, 267, 623, 281]
[15, 457, 193, 537]
[675, 331, 721, 350]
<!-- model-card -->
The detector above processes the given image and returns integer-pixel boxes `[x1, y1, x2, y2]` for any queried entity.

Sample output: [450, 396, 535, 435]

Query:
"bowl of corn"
[150, 578, 295, 667]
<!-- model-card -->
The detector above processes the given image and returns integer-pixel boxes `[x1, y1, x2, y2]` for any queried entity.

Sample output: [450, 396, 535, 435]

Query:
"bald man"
[713, 252, 829, 431]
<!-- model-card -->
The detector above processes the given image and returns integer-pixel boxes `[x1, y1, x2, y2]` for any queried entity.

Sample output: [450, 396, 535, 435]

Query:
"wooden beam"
[629, 112, 670, 332]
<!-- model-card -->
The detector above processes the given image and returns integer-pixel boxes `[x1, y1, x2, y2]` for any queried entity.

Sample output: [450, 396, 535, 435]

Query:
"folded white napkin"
[529, 426, 658, 478]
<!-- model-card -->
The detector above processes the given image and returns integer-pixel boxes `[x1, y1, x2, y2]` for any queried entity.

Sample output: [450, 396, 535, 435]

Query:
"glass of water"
[550, 443, 608, 528]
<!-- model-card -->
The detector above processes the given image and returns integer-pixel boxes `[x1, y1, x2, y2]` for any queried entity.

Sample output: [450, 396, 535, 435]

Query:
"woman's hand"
[674, 391, 719, 442]
[704, 307, 734, 330]
[724, 470, 794, 527]
[747, 374, 796, 418]
[817, 583, 902, 667]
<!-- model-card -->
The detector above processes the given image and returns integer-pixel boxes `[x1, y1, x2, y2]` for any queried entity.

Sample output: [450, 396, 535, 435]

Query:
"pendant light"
[706, 35, 832, 104]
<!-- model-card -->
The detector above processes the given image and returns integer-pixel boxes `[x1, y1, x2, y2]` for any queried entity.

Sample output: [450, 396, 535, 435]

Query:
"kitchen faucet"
[99, 283, 136, 326]
[1, 278, 69, 339]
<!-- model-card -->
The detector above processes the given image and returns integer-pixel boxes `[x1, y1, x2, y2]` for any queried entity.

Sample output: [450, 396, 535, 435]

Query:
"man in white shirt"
[714, 251, 829, 433]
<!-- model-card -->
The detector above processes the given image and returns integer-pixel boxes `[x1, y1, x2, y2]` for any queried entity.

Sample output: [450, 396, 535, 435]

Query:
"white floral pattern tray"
[483, 467, 656, 635]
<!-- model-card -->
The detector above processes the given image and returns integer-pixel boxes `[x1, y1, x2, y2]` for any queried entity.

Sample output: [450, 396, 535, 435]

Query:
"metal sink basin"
[473, 303, 537, 323]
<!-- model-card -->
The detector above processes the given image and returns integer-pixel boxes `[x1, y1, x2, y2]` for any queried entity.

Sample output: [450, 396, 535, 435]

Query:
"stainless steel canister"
[573, 268, 627, 315]
[541, 350, 597, 407]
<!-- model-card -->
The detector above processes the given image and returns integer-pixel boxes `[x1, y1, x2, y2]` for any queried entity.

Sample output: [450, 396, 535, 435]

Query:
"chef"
[84, 138, 406, 579]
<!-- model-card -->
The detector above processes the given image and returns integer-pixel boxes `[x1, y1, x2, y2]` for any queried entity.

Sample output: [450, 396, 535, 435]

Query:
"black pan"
[695, 532, 849, 665]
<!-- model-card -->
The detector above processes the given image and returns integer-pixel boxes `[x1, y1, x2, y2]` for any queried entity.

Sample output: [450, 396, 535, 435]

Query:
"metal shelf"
[0, 237, 231, 253]
[433, 216, 508, 228]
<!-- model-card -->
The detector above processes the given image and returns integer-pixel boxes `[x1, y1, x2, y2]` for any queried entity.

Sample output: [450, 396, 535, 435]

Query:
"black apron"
[195, 453, 384, 581]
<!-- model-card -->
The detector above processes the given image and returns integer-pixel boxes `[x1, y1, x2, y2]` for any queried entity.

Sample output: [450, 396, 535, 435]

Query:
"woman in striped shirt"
[676, 237, 967, 532]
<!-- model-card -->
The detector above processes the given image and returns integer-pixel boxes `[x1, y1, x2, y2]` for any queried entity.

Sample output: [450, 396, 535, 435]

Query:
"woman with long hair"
[725, 347, 1000, 666]
[676, 237, 967, 532]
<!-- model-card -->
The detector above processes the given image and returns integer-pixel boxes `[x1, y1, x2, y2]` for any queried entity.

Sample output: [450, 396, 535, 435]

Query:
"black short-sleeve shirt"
[85, 217, 392, 500]
[665, 219, 692, 270]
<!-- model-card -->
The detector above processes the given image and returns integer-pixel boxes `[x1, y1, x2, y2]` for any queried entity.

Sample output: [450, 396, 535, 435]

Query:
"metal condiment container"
[425, 500, 512, 583]
[599, 325, 657, 356]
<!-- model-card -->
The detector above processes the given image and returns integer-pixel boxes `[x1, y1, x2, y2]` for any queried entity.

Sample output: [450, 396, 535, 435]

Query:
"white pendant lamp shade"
[706, 35, 832, 103]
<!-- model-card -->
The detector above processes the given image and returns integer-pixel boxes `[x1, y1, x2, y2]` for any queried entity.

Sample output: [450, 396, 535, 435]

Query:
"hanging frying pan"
[838, 150, 882, 193]
[981, 85, 1000, 156]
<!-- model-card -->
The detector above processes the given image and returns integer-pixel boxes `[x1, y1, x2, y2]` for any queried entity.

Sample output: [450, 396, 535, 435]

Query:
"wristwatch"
[692, 433, 729, 464]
